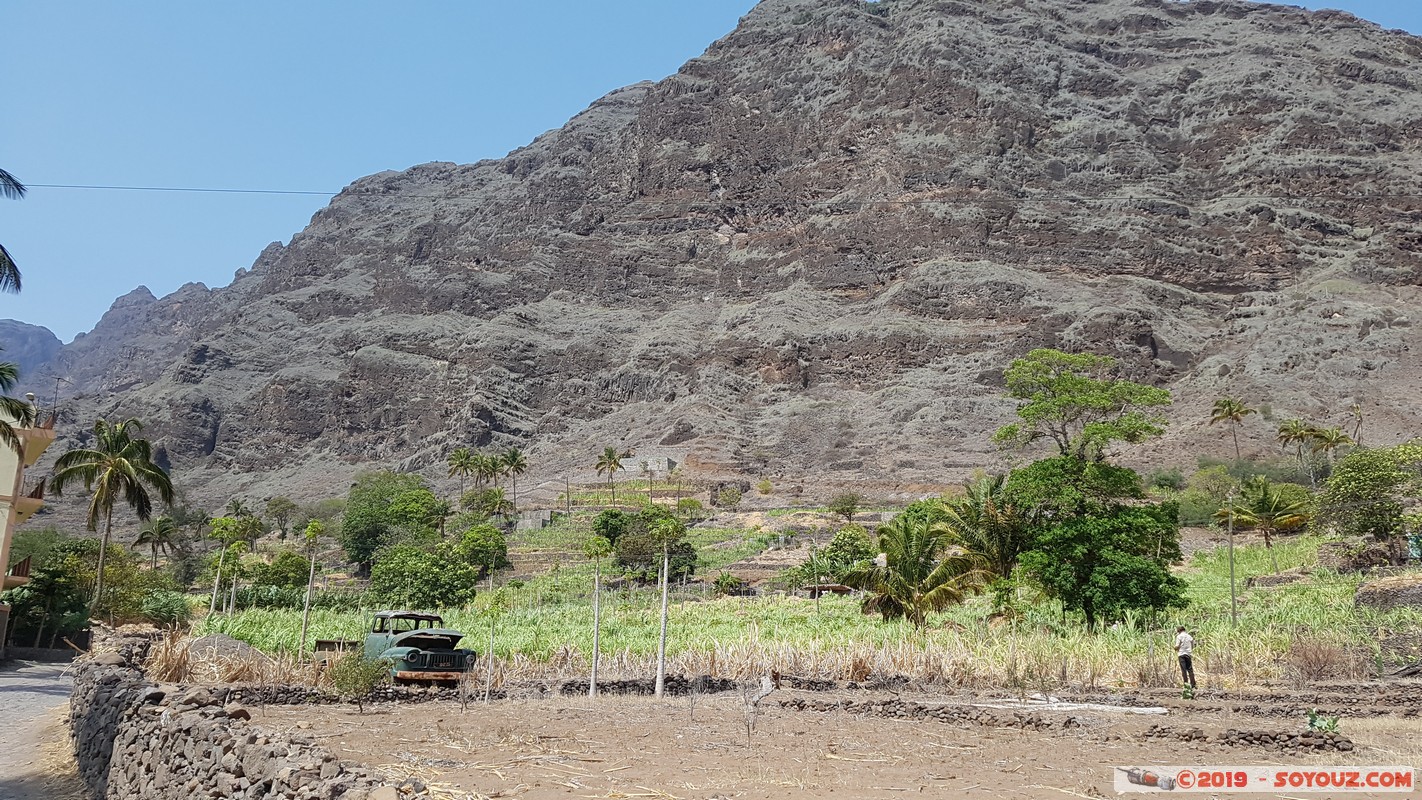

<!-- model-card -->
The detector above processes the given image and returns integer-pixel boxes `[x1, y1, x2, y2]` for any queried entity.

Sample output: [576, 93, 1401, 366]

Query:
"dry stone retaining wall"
[68, 652, 402, 800]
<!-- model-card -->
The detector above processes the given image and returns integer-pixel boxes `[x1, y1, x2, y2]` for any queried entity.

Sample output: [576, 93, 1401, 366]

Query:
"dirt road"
[0, 659, 82, 799]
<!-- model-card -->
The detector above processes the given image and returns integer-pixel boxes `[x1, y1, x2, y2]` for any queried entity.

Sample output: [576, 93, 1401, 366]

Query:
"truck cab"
[363, 610, 474, 685]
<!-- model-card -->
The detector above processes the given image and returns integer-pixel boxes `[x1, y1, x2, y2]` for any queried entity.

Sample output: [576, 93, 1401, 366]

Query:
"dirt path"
[0, 659, 83, 799]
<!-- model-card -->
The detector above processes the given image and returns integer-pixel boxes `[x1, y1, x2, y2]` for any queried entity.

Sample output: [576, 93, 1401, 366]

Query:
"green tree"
[340, 471, 430, 570]
[0, 355, 37, 454]
[992, 349, 1171, 461]
[265, 496, 299, 539]
[132, 515, 179, 570]
[1, 168, 26, 292]
[1317, 443, 1422, 561]
[447, 447, 476, 498]
[368, 544, 480, 609]
[827, 493, 863, 522]
[1005, 457, 1185, 627]
[51, 418, 175, 612]
[821, 524, 874, 573]
[595, 446, 630, 506]
[939, 475, 1031, 580]
[1209, 397, 1256, 462]
[843, 515, 985, 631]
[460, 487, 513, 519]
[454, 523, 510, 574]
[591, 509, 632, 545]
[206, 516, 246, 614]
[584, 535, 613, 698]
[501, 447, 528, 513]
[249, 550, 312, 589]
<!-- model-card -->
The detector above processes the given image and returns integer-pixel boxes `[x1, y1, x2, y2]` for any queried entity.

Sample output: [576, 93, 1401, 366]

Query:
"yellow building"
[0, 395, 56, 656]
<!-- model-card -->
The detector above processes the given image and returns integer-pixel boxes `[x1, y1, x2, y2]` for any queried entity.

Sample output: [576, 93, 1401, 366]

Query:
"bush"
[327, 652, 389, 710]
[141, 590, 193, 626]
[676, 498, 704, 520]
[756, 479, 773, 495]
[823, 525, 874, 566]
[713, 571, 746, 595]
[615, 531, 698, 582]
[460, 487, 513, 519]
[716, 486, 743, 508]
[1148, 468, 1186, 491]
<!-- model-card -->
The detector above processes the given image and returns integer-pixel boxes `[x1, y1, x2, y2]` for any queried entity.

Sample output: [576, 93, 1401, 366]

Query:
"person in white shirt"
[1174, 626, 1196, 690]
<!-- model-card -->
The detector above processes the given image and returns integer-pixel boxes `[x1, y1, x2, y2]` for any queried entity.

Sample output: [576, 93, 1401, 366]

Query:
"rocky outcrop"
[30, 0, 1422, 510]
[0, 318, 63, 385]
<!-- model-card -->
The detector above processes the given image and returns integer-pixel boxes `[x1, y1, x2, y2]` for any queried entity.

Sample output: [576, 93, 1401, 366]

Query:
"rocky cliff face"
[0, 319, 63, 389]
[32, 0, 1422, 509]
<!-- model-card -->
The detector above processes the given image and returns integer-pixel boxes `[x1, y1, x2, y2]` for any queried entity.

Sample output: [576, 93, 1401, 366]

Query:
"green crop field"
[196, 533, 1422, 690]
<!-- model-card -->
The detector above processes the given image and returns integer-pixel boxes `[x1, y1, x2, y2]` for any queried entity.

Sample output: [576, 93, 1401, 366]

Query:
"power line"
[25, 182, 1422, 207]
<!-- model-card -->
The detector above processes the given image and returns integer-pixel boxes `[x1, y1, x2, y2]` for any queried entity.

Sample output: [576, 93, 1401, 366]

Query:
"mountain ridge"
[26, 0, 1422, 513]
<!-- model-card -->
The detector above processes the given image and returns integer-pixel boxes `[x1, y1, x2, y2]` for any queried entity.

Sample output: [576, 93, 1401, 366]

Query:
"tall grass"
[196, 535, 1422, 690]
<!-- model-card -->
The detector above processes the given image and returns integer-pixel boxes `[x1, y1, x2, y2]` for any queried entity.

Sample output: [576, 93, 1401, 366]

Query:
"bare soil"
[252, 682, 1422, 800]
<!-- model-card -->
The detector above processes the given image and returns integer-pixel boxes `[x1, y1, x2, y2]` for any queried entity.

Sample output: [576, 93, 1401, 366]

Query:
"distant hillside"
[0, 319, 63, 394]
[28, 0, 1422, 515]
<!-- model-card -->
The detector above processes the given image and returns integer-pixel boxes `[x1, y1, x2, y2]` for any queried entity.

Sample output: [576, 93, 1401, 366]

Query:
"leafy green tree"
[827, 492, 863, 522]
[1, 541, 89, 646]
[501, 447, 528, 513]
[132, 515, 179, 569]
[447, 447, 476, 498]
[822, 524, 874, 570]
[843, 515, 985, 631]
[340, 471, 430, 570]
[993, 349, 1171, 461]
[1317, 443, 1422, 560]
[1215, 477, 1310, 574]
[265, 496, 299, 539]
[52, 418, 175, 612]
[454, 523, 510, 574]
[939, 475, 1031, 580]
[584, 535, 613, 698]
[591, 509, 632, 545]
[595, 446, 630, 506]
[206, 516, 246, 613]
[1310, 427, 1355, 468]
[1, 168, 26, 292]
[1005, 457, 1185, 627]
[1210, 397, 1256, 461]
[368, 544, 480, 608]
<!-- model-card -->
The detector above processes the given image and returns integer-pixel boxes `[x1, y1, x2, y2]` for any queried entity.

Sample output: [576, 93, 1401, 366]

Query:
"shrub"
[823, 524, 874, 566]
[676, 498, 704, 520]
[713, 571, 746, 596]
[717, 486, 743, 508]
[1148, 468, 1186, 491]
[756, 479, 773, 495]
[327, 652, 389, 711]
[141, 590, 193, 626]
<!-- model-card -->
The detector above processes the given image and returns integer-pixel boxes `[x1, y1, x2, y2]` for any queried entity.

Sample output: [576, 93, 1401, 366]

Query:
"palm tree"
[1276, 419, 1316, 486]
[843, 515, 987, 631]
[298, 520, 325, 655]
[584, 535, 613, 698]
[501, 447, 528, 513]
[132, 516, 178, 569]
[1209, 397, 1256, 462]
[939, 475, 1031, 580]
[1216, 478, 1309, 574]
[0, 355, 37, 454]
[1, 168, 26, 293]
[51, 418, 175, 612]
[648, 513, 686, 698]
[1310, 427, 1354, 468]
[448, 447, 475, 499]
[473, 452, 500, 489]
[595, 446, 630, 507]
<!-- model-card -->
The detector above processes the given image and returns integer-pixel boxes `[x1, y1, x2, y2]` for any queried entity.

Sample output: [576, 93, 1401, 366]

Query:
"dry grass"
[145, 630, 324, 685]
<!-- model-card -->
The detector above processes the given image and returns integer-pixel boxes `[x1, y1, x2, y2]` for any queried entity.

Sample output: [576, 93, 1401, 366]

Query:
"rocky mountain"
[0, 319, 63, 391]
[30, 0, 1422, 512]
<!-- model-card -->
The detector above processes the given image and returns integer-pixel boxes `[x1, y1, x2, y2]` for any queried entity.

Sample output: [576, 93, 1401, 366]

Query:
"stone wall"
[68, 651, 401, 800]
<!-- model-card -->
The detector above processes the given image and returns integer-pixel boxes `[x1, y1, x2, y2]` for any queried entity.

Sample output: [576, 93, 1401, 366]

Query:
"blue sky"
[5, 1, 1421, 342]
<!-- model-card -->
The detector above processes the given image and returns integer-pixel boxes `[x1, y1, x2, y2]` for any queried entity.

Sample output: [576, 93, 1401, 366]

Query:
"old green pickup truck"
[363, 610, 475, 685]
